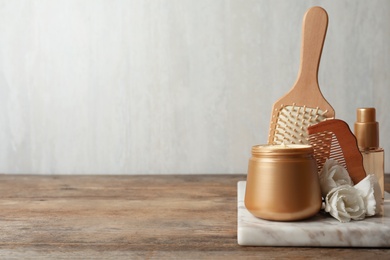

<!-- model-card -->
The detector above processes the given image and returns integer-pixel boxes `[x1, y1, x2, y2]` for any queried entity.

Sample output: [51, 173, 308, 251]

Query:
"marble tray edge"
[237, 181, 390, 247]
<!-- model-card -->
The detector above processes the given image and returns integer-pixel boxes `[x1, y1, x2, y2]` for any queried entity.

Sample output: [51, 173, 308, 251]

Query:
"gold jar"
[244, 144, 322, 221]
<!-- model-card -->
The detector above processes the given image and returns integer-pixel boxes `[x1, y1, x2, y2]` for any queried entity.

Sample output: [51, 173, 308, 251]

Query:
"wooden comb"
[307, 119, 366, 184]
[268, 7, 335, 145]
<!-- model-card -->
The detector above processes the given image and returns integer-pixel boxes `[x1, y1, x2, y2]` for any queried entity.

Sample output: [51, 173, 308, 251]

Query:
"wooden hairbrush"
[307, 119, 366, 184]
[268, 6, 335, 145]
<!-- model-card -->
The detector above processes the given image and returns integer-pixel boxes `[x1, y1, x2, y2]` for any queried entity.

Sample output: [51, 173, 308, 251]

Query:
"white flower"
[320, 160, 382, 222]
[325, 185, 366, 222]
[319, 159, 354, 197]
[354, 174, 382, 216]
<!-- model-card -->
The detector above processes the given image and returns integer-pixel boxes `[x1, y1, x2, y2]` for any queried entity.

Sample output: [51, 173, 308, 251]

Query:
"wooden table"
[0, 174, 389, 258]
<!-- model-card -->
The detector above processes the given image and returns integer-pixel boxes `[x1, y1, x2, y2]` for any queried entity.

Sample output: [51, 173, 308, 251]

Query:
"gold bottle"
[244, 144, 322, 221]
[354, 108, 384, 198]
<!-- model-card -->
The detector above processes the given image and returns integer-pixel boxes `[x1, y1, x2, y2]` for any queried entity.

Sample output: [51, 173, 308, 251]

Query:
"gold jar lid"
[251, 144, 314, 156]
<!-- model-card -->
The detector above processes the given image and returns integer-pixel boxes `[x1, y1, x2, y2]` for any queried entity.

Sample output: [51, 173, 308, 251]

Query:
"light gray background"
[0, 0, 389, 174]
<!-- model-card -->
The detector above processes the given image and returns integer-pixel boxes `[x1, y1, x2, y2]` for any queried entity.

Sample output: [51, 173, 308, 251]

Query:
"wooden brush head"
[268, 7, 335, 145]
[307, 119, 366, 184]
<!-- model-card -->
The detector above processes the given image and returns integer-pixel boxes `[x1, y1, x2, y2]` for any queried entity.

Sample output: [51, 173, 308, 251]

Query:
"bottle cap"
[354, 108, 379, 149]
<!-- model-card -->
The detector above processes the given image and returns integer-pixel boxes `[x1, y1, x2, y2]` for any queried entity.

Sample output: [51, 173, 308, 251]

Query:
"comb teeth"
[272, 105, 328, 145]
[308, 132, 347, 173]
[307, 119, 366, 184]
[329, 134, 346, 167]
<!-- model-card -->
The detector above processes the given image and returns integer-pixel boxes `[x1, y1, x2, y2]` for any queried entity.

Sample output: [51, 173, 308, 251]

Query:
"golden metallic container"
[245, 144, 322, 221]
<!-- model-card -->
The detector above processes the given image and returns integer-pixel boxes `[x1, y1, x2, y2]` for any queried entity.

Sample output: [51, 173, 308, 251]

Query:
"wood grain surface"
[0, 174, 389, 259]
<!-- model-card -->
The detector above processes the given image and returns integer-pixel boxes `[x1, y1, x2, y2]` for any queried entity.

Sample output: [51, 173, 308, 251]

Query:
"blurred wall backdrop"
[0, 0, 389, 174]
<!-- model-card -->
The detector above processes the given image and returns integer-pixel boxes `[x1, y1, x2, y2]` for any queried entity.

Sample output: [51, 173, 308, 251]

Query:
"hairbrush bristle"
[271, 104, 329, 145]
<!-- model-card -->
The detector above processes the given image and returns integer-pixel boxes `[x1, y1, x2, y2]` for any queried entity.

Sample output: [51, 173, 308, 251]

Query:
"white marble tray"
[237, 181, 390, 247]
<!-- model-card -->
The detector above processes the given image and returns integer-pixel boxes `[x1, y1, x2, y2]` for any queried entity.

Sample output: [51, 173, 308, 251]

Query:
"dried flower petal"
[319, 159, 353, 197]
[325, 185, 366, 222]
[354, 174, 382, 216]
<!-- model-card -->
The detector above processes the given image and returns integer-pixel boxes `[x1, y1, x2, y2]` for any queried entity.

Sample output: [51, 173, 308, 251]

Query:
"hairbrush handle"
[267, 7, 335, 145]
[295, 6, 328, 91]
